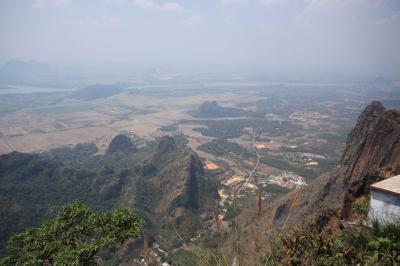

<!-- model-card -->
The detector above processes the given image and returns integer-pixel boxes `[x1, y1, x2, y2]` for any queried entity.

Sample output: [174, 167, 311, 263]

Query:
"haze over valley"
[1, 0, 400, 265]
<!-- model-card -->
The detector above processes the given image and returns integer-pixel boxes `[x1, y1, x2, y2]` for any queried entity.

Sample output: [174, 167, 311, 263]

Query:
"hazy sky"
[1, 0, 400, 77]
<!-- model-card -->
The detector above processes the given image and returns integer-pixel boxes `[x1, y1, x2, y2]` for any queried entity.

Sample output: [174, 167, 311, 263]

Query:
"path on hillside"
[235, 129, 261, 196]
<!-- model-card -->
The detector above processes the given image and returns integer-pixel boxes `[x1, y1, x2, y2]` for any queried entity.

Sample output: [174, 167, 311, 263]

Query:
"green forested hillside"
[0, 151, 130, 256]
[0, 135, 217, 258]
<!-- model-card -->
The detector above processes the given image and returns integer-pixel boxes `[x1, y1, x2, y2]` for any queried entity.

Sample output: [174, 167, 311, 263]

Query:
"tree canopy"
[1, 201, 143, 265]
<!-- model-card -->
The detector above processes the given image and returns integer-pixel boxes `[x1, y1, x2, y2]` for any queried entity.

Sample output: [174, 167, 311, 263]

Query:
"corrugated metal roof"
[371, 174, 400, 197]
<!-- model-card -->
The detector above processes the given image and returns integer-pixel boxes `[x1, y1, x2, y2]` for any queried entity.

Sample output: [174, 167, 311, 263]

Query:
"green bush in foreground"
[265, 219, 400, 266]
[1, 201, 143, 265]
[346, 220, 400, 265]
[351, 198, 369, 217]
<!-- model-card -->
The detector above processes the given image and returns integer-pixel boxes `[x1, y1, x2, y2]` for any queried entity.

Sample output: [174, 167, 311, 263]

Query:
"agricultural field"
[0, 81, 394, 222]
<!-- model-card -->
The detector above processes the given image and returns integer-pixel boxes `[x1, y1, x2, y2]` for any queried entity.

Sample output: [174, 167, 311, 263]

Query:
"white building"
[368, 174, 400, 225]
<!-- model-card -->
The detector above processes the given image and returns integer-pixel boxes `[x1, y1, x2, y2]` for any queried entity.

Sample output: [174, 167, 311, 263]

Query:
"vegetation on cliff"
[265, 213, 400, 265]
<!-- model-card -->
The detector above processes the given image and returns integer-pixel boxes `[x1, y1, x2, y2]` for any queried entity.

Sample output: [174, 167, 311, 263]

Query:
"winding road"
[235, 129, 261, 196]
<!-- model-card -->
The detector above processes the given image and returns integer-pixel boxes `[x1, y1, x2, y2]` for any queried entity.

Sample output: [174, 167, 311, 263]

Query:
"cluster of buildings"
[267, 171, 307, 189]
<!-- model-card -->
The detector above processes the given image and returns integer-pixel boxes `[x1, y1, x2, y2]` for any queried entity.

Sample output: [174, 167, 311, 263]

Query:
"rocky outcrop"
[337, 101, 400, 219]
[152, 135, 176, 163]
[198, 100, 222, 115]
[168, 153, 205, 212]
[106, 134, 137, 155]
[137, 136, 217, 222]
[192, 100, 245, 118]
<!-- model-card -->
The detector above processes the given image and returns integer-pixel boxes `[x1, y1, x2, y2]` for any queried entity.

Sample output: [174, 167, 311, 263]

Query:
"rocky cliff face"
[337, 101, 400, 218]
[136, 136, 216, 220]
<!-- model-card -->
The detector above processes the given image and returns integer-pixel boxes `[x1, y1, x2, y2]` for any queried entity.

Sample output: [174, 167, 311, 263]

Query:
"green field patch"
[264, 183, 291, 194]
[279, 145, 314, 153]
[32, 103, 96, 115]
[205, 167, 225, 176]
[317, 132, 347, 143]
[261, 157, 317, 179]
[181, 119, 301, 139]
[198, 139, 253, 158]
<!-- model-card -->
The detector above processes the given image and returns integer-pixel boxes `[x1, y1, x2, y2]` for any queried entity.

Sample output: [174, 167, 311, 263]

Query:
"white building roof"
[371, 174, 400, 197]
